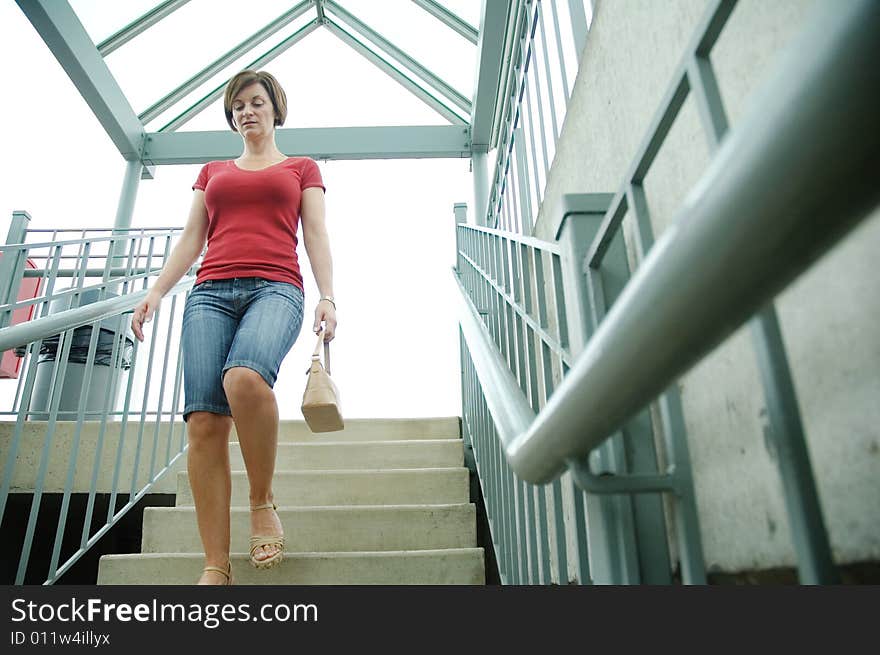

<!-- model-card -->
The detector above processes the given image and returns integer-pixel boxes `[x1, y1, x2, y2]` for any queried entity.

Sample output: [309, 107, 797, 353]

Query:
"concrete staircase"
[97, 417, 485, 584]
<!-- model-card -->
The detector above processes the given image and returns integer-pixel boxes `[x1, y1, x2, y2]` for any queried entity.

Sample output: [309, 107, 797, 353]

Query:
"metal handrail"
[455, 273, 533, 446]
[459, 0, 879, 485]
[0, 277, 193, 353]
[0, 222, 194, 583]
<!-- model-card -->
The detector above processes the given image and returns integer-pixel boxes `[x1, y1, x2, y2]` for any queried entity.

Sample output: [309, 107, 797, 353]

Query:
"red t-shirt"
[192, 157, 325, 289]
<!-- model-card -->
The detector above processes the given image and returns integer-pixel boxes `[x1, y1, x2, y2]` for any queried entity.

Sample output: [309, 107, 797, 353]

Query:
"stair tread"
[231, 439, 462, 446]
[149, 502, 474, 512]
[176, 467, 471, 506]
[103, 547, 483, 560]
[180, 466, 468, 475]
[97, 548, 485, 585]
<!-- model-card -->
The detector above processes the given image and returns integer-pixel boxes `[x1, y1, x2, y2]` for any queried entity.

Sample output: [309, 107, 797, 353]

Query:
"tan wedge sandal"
[250, 503, 284, 569]
[201, 561, 233, 585]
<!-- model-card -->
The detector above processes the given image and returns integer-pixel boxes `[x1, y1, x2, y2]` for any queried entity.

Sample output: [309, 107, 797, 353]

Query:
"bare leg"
[186, 411, 234, 584]
[223, 367, 284, 563]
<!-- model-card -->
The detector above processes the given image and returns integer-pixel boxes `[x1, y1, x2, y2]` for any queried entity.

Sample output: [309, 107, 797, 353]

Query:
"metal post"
[567, 0, 588, 60]
[472, 151, 490, 227]
[0, 211, 32, 330]
[454, 203, 467, 278]
[553, 194, 613, 357]
[453, 202, 468, 225]
[111, 160, 143, 270]
[556, 193, 644, 583]
[751, 307, 839, 583]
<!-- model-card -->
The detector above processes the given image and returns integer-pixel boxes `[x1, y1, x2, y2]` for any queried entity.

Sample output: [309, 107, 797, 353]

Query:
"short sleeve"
[192, 163, 210, 191]
[301, 158, 325, 193]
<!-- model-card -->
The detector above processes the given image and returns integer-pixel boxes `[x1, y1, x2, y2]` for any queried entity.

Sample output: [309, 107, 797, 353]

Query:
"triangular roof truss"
[17, 0, 516, 167]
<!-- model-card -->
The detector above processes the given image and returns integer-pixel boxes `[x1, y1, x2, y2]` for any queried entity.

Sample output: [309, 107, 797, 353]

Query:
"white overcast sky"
[0, 0, 484, 419]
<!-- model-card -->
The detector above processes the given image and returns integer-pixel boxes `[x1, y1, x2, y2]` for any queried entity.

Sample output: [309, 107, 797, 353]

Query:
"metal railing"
[455, 0, 879, 584]
[455, 222, 590, 583]
[0, 215, 194, 584]
[484, 0, 589, 232]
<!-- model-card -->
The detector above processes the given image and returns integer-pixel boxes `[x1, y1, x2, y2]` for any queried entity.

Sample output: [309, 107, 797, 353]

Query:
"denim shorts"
[181, 277, 304, 420]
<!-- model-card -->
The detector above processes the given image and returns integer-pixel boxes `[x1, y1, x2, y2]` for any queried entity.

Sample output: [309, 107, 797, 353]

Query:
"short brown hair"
[223, 70, 288, 132]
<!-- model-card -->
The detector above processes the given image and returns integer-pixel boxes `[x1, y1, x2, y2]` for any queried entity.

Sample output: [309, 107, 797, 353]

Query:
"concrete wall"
[533, 0, 879, 576]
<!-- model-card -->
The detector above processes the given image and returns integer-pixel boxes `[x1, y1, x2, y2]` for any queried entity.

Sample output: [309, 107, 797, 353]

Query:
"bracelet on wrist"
[319, 296, 336, 309]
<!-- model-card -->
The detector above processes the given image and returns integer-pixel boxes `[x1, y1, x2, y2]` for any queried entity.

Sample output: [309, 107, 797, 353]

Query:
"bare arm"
[301, 186, 337, 341]
[131, 190, 209, 341]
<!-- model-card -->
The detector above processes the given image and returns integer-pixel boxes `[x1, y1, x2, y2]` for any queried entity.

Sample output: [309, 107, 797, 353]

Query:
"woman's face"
[230, 82, 276, 136]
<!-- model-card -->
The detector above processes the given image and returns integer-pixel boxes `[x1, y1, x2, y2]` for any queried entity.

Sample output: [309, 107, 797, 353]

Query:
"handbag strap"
[312, 329, 331, 375]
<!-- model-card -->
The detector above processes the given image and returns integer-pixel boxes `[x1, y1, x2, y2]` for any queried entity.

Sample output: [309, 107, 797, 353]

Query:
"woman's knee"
[222, 366, 271, 403]
[186, 411, 232, 445]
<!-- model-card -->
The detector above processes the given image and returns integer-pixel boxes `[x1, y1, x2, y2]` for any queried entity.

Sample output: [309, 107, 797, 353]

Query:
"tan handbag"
[301, 330, 344, 432]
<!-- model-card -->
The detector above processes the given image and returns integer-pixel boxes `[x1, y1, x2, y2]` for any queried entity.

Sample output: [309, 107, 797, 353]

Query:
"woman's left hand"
[313, 299, 337, 341]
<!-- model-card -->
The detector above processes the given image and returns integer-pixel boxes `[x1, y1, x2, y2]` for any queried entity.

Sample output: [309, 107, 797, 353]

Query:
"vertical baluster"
[537, 0, 562, 141]
[548, 0, 571, 107]
[528, 11, 552, 182]
[523, 67, 545, 212]
[514, 127, 533, 234]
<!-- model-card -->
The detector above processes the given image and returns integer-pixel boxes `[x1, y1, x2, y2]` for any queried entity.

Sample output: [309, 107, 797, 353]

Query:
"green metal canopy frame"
[16, 0, 516, 167]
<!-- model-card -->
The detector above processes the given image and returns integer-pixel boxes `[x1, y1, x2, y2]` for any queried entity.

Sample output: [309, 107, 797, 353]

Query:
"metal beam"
[97, 0, 192, 56]
[143, 125, 471, 163]
[140, 0, 314, 124]
[158, 19, 321, 132]
[324, 18, 467, 125]
[411, 0, 478, 44]
[471, 0, 515, 151]
[16, 0, 145, 160]
[324, 0, 471, 113]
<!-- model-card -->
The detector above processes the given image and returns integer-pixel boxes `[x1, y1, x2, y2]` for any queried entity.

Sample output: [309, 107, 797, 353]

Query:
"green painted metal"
[524, 80, 547, 209]
[566, 0, 588, 58]
[687, 2, 838, 585]
[503, 0, 880, 488]
[0, 225, 194, 583]
[0, 212, 31, 330]
[15, 0, 145, 160]
[111, 160, 143, 269]
[139, 0, 314, 124]
[158, 19, 321, 132]
[324, 19, 467, 125]
[324, 0, 470, 113]
[457, 224, 585, 583]
[546, 0, 571, 108]
[472, 151, 491, 225]
[517, 148, 532, 234]
[594, 215, 673, 583]
[488, 1, 537, 229]
[471, 0, 515, 151]
[536, 2, 560, 141]
[455, 217, 607, 584]
[751, 308, 839, 583]
[97, 0, 192, 56]
[557, 197, 638, 584]
[145, 125, 470, 163]
[453, 272, 534, 449]
[411, 0, 478, 44]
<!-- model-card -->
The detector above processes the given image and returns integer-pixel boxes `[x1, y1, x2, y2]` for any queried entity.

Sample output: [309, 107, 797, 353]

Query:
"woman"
[131, 69, 336, 585]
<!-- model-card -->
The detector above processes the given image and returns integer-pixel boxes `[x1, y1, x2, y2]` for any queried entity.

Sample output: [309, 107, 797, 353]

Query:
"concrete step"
[225, 439, 463, 470]
[270, 417, 461, 442]
[141, 504, 477, 553]
[176, 468, 470, 506]
[0, 418, 461, 494]
[97, 549, 485, 585]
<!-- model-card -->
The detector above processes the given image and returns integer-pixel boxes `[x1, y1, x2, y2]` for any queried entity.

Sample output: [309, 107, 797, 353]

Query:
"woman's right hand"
[132, 289, 162, 342]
